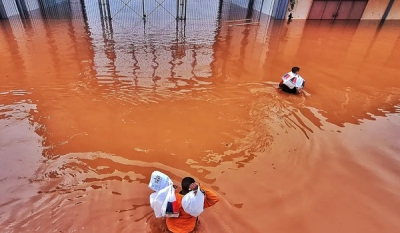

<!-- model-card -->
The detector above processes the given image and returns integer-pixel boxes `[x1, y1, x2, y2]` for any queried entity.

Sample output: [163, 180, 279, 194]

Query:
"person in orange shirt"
[166, 177, 219, 233]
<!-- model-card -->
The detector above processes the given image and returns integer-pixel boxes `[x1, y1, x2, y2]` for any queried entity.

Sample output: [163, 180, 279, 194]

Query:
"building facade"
[0, 0, 399, 21]
[261, 0, 400, 20]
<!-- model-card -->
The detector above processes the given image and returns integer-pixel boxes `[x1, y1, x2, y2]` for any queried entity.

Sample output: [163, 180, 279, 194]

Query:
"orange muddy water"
[1, 14, 400, 233]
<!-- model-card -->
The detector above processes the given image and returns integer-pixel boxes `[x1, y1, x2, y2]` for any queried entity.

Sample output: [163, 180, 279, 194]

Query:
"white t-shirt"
[282, 72, 305, 90]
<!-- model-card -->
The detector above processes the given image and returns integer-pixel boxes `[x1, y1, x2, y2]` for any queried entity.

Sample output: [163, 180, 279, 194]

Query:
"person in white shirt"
[279, 66, 305, 94]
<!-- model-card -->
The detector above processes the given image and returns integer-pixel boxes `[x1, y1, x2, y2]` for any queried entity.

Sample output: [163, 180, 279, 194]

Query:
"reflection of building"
[0, 0, 234, 163]
[0, 0, 223, 87]
[80, 0, 221, 87]
[0, 0, 256, 88]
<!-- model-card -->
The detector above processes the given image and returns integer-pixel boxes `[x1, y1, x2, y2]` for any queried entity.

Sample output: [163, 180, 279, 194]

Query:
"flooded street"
[1, 3, 400, 232]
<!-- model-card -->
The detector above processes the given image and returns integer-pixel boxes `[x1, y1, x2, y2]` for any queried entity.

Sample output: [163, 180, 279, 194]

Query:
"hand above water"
[189, 183, 199, 191]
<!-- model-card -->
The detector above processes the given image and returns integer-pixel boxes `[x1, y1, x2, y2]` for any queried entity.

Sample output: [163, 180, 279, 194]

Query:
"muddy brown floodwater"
[1, 10, 400, 233]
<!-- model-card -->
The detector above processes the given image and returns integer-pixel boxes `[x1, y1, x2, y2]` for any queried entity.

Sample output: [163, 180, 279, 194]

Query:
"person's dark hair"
[291, 66, 300, 73]
[181, 177, 195, 192]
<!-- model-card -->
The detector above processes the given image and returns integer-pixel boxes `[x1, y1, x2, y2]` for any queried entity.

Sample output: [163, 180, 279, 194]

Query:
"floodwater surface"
[1, 8, 400, 233]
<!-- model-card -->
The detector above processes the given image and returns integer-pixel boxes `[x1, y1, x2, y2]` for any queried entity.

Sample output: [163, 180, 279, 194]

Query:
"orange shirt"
[166, 186, 219, 233]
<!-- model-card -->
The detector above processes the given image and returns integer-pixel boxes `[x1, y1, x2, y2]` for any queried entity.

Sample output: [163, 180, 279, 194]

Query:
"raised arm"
[200, 186, 219, 208]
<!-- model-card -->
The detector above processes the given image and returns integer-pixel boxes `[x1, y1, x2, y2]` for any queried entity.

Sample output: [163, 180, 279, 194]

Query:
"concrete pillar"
[105, 0, 111, 19]
[0, 0, 7, 19]
[175, 0, 187, 21]
[246, 0, 255, 19]
[177, 0, 181, 20]
[258, 0, 265, 21]
[98, 0, 111, 20]
[15, 0, 29, 19]
[38, 0, 47, 18]
[272, 0, 289, 19]
[184, 0, 188, 20]
[38, 0, 59, 19]
[382, 0, 395, 21]
[217, 0, 223, 21]
[79, 0, 88, 21]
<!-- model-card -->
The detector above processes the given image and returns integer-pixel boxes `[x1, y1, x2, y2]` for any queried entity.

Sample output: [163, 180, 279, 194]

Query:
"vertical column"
[55, 0, 72, 19]
[142, 0, 146, 19]
[38, 0, 59, 19]
[217, 0, 223, 21]
[98, 0, 116, 80]
[98, 0, 113, 34]
[273, 0, 289, 19]
[98, 0, 111, 20]
[258, 0, 265, 22]
[105, 0, 111, 20]
[175, 0, 188, 21]
[38, 0, 47, 18]
[382, 0, 395, 21]
[15, 0, 29, 19]
[246, 0, 255, 19]
[183, 0, 187, 20]
[176, 0, 179, 20]
[98, 0, 104, 19]
[80, 0, 88, 21]
[0, 0, 7, 19]
[180, 0, 184, 19]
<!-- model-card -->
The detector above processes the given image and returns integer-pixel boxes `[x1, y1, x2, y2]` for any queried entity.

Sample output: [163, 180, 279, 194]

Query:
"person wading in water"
[279, 66, 305, 94]
[166, 177, 219, 233]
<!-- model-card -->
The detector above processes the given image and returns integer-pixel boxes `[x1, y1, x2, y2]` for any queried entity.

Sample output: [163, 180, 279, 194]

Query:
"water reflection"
[1, 1, 400, 232]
